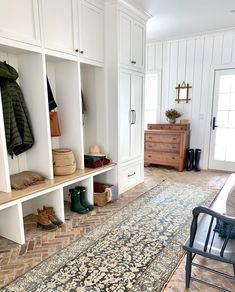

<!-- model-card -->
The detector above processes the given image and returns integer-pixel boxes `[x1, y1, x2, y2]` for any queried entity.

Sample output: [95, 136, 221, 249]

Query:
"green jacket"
[0, 61, 34, 157]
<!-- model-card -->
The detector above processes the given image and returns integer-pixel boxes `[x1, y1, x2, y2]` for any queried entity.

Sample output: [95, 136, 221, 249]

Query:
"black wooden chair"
[183, 206, 235, 291]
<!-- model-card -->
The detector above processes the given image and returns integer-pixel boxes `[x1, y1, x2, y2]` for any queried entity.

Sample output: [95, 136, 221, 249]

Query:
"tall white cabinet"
[105, 1, 148, 193]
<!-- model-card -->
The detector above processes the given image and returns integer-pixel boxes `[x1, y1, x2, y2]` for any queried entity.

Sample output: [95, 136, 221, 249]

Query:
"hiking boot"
[37, 208, 58, 231]
[75, 186, 94, 211]
[43, 206, 63, 227]
[69, 189, 89, 214]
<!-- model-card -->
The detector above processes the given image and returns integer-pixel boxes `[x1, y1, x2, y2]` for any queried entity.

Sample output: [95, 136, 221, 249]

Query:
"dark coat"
[0, 61, 34, 157]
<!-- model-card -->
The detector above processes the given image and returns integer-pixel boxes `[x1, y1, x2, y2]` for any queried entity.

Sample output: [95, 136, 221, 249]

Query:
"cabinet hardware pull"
[130, 110, 136, 124]
[173, 138, 176, 140]
[80, 50, 84, 54]
[128, 172, 136, 177]
[132, 109, 136, 124]
[131, 60, 136, 64]
[75, 49, 79, 52]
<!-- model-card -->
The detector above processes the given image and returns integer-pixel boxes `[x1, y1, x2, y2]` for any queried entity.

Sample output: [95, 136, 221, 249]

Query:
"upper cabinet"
[79, 0, 104, 64]
[119, 11, 145, 71]
[0, 0, 40, 45]
[40, 0, 77, 55]
[40, 0, 104, 64]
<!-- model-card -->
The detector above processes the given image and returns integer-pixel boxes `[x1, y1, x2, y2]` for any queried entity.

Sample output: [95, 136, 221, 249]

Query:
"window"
[144, 72, 160, 129]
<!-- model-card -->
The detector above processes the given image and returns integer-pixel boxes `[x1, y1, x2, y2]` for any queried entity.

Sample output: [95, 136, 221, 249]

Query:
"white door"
[209, 69, 235, 171]
[131, 21, 145, 70]
[131, 73, 143, 158]
[79, 1, 104, 63]
[119, 70, 131, 163]
[119, 12, 132, 68]
[41, 0, 77, 54]
[0, 0, 40, 45]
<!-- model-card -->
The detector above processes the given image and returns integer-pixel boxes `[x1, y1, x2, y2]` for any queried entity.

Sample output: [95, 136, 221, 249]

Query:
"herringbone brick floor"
[0, 166, 229, 289]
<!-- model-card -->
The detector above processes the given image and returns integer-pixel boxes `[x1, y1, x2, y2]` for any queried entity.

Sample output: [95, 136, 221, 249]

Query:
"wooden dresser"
[144, 124, 190, 171]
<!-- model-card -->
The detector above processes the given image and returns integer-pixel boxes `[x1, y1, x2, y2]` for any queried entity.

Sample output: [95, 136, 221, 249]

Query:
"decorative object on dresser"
[165, 109, 182, 124]
[144, 124, 190, 171]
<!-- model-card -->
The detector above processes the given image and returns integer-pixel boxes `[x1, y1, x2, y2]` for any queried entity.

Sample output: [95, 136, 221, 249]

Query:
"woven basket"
[52, 148, 76, 176]
[94, 183, 112, 207]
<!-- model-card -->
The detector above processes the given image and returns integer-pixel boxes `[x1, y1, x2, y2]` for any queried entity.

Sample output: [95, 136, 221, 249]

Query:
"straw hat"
[87, 145, 105, 157]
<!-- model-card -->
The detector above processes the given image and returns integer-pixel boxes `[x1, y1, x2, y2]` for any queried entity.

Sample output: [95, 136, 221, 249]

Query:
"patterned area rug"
[3, 181, 219, 292]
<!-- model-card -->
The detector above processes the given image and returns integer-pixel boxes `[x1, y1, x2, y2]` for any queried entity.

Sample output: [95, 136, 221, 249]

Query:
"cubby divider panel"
[0, 203, 24, 244]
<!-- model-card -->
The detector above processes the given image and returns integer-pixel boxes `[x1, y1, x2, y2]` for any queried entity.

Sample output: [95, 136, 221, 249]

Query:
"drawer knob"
[172, 157, 175, 159]
[128, 172, 136, 177]
[148, 155, 152, 158]
[173, 138, 176, 140]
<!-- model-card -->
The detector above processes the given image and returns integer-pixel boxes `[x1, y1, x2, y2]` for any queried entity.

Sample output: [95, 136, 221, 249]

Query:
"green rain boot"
[69, 189, 89, 214]
[75, 186, 94, 211]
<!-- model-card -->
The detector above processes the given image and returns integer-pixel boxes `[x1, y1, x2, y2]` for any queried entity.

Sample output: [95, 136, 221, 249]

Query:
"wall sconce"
[175, 81, 192, 103]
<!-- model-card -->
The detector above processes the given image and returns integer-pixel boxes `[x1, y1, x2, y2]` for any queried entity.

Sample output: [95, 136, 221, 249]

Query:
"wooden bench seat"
[183, 173, 235, 291]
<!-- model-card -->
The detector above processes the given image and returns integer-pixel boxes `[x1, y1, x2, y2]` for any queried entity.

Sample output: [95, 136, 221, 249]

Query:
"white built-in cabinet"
[119, 69, 143, 163]
[0, 0, 148, 244]
[119, 11, 145, 71]
[40, 0, 104, 65]
[79, 0, 104, 64]
[40, 0, 77, 55]
[0, 0, 112, 245]
[106, 2, 148, 193]
[0, 0, 41, 46]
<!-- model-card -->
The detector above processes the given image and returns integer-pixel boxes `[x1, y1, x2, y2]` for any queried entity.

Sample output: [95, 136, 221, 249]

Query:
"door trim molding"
[203, 63, 235, 170]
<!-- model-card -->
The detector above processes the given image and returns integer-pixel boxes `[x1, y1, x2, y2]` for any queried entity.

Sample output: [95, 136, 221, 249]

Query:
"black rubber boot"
[194, 149, 201, 171]
[69, 189, 89, 214]
[75, 186, 94, 211]
[186, 149, 194, 171]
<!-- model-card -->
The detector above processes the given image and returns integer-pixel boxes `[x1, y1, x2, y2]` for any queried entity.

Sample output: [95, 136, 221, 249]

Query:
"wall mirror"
[175, 82, 192, 103]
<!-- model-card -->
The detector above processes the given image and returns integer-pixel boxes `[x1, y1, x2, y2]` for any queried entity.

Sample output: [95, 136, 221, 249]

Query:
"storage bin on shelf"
[94, 183, 118, 207]
[52, 148, 76, 175]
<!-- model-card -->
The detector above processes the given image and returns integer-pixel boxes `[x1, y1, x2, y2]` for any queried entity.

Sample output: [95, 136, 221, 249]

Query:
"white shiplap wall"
[146, 29, 235, 169]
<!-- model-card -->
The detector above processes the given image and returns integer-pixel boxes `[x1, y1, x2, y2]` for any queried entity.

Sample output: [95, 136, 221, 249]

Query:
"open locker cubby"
[0, 45, 53, 192]
[63, 176, 93, 205]
[80, 63, 108, 157]
[46, 55, 84, 171]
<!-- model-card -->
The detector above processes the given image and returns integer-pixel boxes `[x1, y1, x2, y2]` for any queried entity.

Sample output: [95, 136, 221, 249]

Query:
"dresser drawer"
[145, 142, 180, 153]
[144, 152, 179, 164]
[145, 133, 180, 144]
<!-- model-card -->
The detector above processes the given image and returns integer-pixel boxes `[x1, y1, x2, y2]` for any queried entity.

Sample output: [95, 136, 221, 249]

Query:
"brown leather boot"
[37, 208, 58, 231]
[43, 206, 63, 227]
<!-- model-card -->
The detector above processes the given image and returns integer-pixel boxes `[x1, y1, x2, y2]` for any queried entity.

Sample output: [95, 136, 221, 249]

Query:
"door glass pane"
[228, 111, 235, 128]
[214, 73, 235, 163]
[217, 111, 229, 127]
[218, 93, 230, 110]
[230, 94, 235, 110]
[219, 75, 233, 93]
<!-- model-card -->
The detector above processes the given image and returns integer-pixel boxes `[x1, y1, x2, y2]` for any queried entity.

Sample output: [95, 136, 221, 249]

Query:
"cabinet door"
[131, 73, 143, 158]
[79, 1, 104, 63]
[41, 0, 76, 54]
[119, 70, 131, 163]
[131, 20, 145, 70]
[119, 12, 132, 68]
[0, 0, 40, 45]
